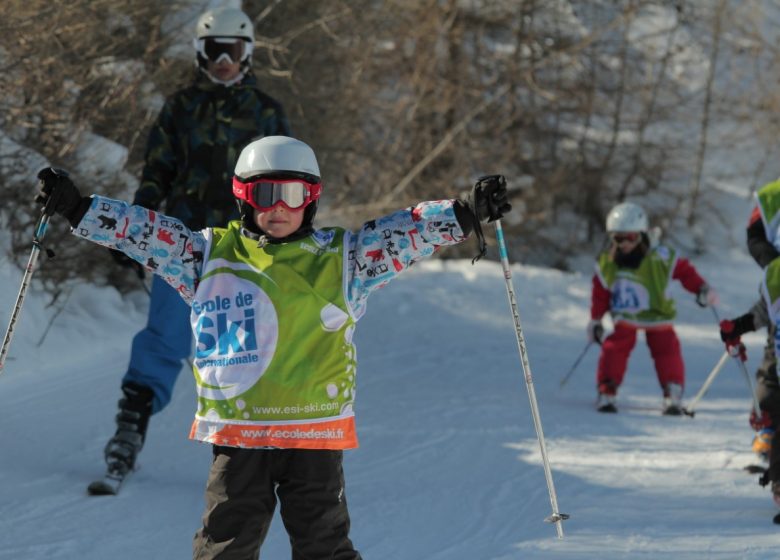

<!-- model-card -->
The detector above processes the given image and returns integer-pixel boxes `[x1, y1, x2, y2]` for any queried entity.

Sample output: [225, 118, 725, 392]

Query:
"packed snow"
[0, 206, 777, 559]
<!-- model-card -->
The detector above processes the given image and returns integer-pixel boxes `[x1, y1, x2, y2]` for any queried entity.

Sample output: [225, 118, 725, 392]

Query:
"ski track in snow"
[0, 253, 778, 559]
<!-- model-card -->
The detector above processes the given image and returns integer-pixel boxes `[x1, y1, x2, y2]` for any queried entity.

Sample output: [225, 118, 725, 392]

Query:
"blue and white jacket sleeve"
[345, 199, 468, 319]
[71, 195, 207, 304]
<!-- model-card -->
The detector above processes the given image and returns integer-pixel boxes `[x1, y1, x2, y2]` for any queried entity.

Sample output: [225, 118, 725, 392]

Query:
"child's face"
[254, 205, 305, 238]
[611, 231, 641, 253]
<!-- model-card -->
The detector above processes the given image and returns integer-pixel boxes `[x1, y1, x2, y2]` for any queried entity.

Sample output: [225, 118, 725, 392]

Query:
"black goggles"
[233, 177, 322, 211]
[196, 38, 248, 64]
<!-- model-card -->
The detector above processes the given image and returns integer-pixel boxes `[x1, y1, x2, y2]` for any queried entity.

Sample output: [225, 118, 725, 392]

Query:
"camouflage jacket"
[133, 73, 290, 229]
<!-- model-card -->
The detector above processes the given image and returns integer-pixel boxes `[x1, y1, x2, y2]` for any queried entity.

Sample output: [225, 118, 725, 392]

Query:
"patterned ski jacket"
[133, 73, 290, 230]
[73, 196, 468, 450]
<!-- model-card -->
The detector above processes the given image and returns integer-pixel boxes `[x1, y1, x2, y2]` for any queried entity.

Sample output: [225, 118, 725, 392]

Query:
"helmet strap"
[238, 200, 318, 241]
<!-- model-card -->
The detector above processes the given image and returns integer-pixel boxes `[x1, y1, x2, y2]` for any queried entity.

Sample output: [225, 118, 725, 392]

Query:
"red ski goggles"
[610, 232, 640, 244]
[232, 177, 322, 211]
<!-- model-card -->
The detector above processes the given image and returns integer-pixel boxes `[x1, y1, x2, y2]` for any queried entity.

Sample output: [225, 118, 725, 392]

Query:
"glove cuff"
[732, 313, 756, 338]
[453, 199, 476, 237]
[64, 196, 92, 228]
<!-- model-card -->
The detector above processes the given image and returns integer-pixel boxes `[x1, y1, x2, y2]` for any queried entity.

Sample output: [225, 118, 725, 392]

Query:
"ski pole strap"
[470, 217, 487, 264]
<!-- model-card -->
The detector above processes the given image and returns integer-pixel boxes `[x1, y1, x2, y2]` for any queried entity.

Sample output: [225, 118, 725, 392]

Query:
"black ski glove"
[35, 168, 91, 227]
[455, 175, 512, 263]
[467, 174, 511, 223]
[719, 313, 755, 342]
[587, 319, 605, 344]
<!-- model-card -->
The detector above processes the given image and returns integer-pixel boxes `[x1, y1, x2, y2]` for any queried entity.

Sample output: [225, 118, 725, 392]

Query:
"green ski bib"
[597, 245, 677, 326]
[188, 222, 359, 449]
[763, 257, 780, 358]
[756, 179, 780, 248]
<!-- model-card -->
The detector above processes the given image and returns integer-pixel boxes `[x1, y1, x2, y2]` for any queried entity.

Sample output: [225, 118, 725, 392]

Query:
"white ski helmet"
[235, 136, 320, 182]
[234, 136, 322, 229]
[194, 8, 254, 79]
[196, 8, 254, 42]
[606, 202, 648, 233]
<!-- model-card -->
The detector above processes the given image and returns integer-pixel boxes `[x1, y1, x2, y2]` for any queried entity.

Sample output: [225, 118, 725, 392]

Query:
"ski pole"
[709, 306, 762, 414]
[0, 208, 55, 373]
[731, 347, 762, 414]
[493, 219, 569, 538]
[560, 340, 598, 389]
[682, 350, 729, 417]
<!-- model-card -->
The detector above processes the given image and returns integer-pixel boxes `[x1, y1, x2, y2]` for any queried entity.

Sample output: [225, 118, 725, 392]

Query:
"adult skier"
[587, 202, 718, 414]
[34, 135, 512, 557]
[101, 6, 290, 490]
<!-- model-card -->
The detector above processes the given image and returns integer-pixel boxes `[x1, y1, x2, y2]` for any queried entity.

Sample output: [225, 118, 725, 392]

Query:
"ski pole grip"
[36, 167, 70, 217]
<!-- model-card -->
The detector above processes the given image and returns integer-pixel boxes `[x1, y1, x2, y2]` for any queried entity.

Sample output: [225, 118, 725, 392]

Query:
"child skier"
[742, 181, 780, 466]
[35, 136, 511, 559]
[587, 202, 718, 415]
[720, 179, 780, 514]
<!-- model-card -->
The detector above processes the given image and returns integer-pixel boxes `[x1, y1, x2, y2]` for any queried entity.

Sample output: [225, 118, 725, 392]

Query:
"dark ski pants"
[755, 331, 780, 483]
[192, 446, 362, 560]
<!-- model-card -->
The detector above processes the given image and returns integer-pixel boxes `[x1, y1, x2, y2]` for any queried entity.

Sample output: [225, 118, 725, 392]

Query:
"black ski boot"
[104, 382, 154, 476]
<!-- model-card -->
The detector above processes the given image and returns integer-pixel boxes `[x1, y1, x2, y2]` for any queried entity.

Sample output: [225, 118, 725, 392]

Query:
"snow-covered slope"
[0, 231, 776, 558]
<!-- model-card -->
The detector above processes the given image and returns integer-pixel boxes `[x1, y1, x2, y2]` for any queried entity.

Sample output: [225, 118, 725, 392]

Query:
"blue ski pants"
[123, 274, 192, 414]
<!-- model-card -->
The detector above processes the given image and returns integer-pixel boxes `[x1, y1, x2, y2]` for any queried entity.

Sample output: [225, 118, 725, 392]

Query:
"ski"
[774, 491, 780, 524]
[744, 464, 767, 475]
[87, 468, 132, 496]
[741, 464, 779, 524]
[662, 404, 683, 416]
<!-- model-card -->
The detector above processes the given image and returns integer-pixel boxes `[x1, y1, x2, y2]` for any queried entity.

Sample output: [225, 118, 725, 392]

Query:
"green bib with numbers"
[597, 245, 677, 325]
